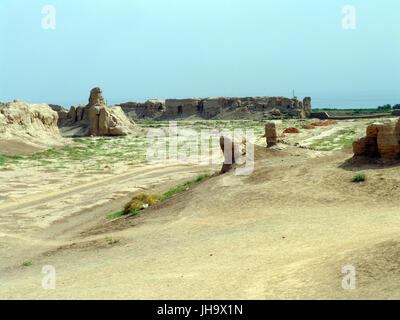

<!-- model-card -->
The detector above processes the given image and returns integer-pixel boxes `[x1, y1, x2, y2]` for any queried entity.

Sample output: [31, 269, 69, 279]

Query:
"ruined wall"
[264, 120, 283, 147]
[302, 97, 312, 117]
[164, 98, 201, 116]
[117, 96, 312, 120]
[203, 98, 223, 118]
[118, 99, 165, 119]
[65, 87, 136, 136]
[49, 104, 69, 125]
[353, 119, 400, 161]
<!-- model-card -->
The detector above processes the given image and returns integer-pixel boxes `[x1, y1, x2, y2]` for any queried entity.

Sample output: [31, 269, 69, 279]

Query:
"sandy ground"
[2, 119, 400, 299]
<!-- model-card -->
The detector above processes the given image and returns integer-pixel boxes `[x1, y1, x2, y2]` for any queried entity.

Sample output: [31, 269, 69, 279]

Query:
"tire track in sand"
[0, 163, 202, 213]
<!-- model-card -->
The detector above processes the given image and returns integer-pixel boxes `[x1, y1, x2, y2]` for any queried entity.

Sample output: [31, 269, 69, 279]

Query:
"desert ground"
[2, 118, 400, 299]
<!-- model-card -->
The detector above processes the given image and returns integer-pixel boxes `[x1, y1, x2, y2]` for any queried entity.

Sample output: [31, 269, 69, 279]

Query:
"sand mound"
[0, 100, 65, 155]
[310, 120, 337, 127]
[283, 127, 301, 134]
[300, 120, 337, 132]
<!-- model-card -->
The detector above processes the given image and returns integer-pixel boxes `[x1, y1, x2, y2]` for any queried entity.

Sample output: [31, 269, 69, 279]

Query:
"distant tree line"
[377, 104, 400, 110]
[313, 103, 400, 113]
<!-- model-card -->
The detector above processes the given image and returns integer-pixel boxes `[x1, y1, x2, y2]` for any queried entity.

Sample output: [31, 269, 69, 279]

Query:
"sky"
[0, 0, 399, 108]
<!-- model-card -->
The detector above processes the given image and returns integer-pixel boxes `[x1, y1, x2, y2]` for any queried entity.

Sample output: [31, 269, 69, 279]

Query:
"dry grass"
[123, 193, 160, 214]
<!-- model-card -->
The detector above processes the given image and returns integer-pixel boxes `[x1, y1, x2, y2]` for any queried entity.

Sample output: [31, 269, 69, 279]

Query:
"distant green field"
[313, 103, 399, 113]
[312, 108, 392, 113]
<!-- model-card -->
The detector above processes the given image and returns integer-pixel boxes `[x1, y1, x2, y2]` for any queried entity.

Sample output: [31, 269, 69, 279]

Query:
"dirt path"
[2, 145, 400, 299]
[0, 163, 197, 212]
[0, 162, 217, 275]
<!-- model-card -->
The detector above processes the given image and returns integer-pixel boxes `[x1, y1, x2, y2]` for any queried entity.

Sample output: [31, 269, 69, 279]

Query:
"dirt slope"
[2, 145, 400, 299]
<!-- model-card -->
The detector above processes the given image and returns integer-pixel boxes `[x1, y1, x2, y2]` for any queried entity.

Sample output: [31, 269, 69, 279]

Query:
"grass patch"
[309, 142, 336, 151]
[0, 167, 15, 171]
[73, 138, 91, 144]
[158, 174, 212, 202]
[352, 173, 366, 182]
[0, 155, 23, 166]
[107, 173, 212, 219]
[37, 149, 61, 157]
[105, 237, 120, 245]
[309, 127, 359, 151]
[107, 211, 125, 219]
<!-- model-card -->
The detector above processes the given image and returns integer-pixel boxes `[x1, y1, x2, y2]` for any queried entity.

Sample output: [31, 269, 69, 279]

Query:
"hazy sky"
[1, 0, 399, 108]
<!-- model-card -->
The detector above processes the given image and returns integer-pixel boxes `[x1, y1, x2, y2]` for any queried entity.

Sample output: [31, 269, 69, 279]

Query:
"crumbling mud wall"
[0, 100, 60, 138]
[65, 87, 136, 136]
[119, 100, 165, 119]
[118, 96, 312, 120]
[49, 104, 68, 125]
[263, 121, 283, 147]
[353, 119, 400, 161]
[0, 99, 65, 151]
[165, 99, 201, 116]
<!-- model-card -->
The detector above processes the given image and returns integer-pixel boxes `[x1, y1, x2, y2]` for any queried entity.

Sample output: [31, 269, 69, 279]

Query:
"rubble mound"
[0, 100, 64, 154]
[302, 120, 337, 130]
[283, 127, 301, 134]
[310, 120, 337, 127]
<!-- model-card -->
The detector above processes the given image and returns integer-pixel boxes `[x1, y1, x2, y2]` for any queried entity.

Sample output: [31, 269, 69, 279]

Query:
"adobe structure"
[353, 119, 400, 161]
[118, 96, 312, 120]
[53, 87, 136, 137]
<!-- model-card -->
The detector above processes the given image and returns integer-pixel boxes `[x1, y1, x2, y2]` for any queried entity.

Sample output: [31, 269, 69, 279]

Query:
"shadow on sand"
[339, 156, 400, 172]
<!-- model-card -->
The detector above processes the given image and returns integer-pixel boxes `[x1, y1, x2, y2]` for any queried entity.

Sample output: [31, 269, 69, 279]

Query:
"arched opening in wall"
[198, 102, 203, 113]
[178, 106, 183, 115]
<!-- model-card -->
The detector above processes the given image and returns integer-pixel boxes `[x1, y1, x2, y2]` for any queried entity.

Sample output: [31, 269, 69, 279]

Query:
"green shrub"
[352, 173, 366, 182]
[105, 237, 120, 245]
